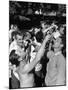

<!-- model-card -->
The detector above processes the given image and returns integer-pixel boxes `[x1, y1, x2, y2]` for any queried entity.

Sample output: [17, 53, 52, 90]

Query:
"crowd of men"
[9, 20, 66, 89]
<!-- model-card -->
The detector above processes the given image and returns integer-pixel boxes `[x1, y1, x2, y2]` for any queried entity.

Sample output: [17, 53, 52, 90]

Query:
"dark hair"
[9, 50, 20, 67]
[35, 30, 43, 43]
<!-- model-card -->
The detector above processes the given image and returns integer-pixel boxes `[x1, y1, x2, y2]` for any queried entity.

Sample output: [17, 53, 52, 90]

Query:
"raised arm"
[21, 35, 51, 74]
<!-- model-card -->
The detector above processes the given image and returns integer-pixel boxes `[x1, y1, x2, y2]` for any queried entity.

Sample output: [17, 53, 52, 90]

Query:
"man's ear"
[60, 44, 64, 48]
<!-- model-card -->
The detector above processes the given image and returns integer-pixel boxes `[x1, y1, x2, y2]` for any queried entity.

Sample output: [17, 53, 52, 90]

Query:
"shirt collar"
[55, 51, 61, 56]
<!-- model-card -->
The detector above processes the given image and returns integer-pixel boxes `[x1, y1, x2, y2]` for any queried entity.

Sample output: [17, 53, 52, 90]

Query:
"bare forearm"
[35, 37, 47, 61]
[28, 36, 48, 70]
[21, 35, 49, 73]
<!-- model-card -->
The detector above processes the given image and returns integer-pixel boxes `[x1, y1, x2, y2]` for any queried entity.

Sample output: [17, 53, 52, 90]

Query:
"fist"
[45, 34, 51, 42]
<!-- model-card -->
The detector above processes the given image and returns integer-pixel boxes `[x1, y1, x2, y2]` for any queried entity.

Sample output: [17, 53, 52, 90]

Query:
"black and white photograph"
[9, 0, 66, 89]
